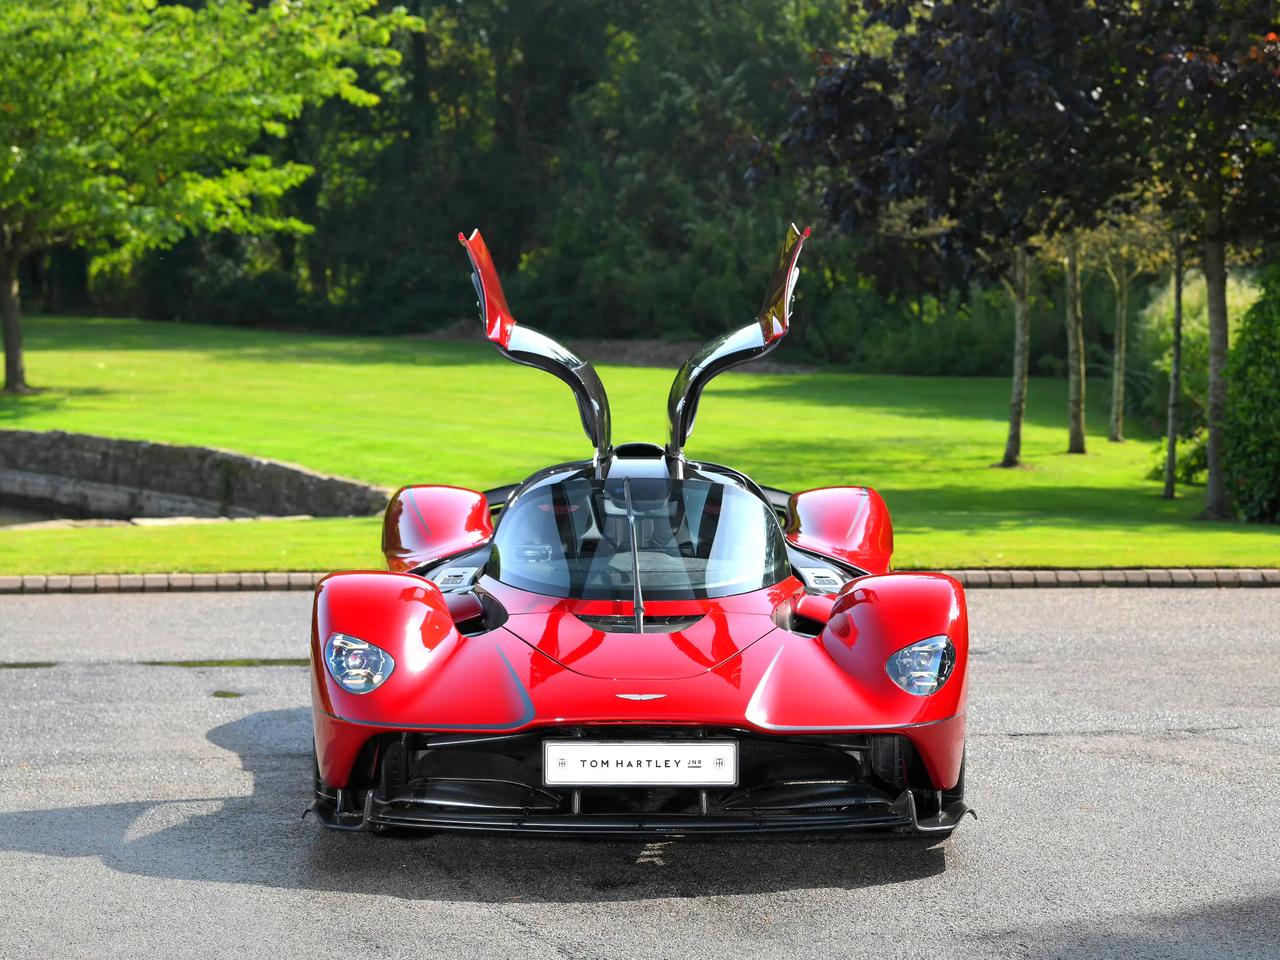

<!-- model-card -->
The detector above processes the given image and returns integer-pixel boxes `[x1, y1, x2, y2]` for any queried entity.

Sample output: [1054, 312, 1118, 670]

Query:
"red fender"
[784, 486, 894, 575]
[311, 571, 533, 786]
[382, 485, 492, 572]
[820, 572, 968, 787]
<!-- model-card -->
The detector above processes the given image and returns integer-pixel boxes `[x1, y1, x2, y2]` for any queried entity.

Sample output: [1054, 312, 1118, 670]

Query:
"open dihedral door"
[666, 223, 809, 459]
[458, 229, 612, 461]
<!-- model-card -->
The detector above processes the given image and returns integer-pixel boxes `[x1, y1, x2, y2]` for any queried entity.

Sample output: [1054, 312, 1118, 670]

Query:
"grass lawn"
[1, 315, 1275, 574]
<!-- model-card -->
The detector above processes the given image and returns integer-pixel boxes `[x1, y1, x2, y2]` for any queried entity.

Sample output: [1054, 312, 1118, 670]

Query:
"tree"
[0, 0, 418, 392]
[1064, 238, 1088, 454]
[1000, 249, 1032, 468]
[1163, 233, 1185, 499]
[1123, 5, 1280, 517]
[1035, 229, 1091, 453]
[1083, 207, 1167, 442]
[515, 0, 848, 339]
[145, 0, 854, 342]
[786, 0, 1137, 467]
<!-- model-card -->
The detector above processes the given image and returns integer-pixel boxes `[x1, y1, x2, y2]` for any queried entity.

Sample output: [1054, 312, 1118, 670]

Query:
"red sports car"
[307, 225, 972, 836]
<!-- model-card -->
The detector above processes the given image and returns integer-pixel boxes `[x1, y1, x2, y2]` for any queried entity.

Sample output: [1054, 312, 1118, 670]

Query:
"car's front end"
[307, 459, 971, 837]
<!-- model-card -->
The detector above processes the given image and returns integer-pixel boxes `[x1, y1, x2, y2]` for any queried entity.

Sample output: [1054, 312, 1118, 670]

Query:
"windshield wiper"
[622, 477, 646, 633]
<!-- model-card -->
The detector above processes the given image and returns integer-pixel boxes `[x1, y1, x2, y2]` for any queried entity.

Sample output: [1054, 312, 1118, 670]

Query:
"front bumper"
[306, 786, 973, 836]
[306, 725, 973, 836]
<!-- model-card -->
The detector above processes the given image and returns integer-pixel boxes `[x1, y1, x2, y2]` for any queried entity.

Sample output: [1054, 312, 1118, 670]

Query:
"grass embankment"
[1, 316, 1275, 573]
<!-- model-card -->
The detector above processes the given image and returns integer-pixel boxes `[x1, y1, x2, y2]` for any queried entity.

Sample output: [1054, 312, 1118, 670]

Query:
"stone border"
[0, 429, 388, 521]
[942, 568, 1280, 587]
[0, 572, 326, 593]
[2, 568, 1278, 594]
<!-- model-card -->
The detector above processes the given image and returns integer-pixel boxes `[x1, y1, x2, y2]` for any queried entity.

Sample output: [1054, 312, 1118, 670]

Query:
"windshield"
[489, 475, 790, 600]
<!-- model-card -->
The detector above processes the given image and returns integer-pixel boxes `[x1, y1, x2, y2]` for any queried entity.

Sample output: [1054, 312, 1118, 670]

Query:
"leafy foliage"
[786, 0, 1135, 283]
[1133, 4, 1280, 246]
[510, 0, 846, 339]
[0, 0, 419, 270]
[1147, 431, 1208, 486]
[1136, 270, 1259, 433]
[1223, 267, 1280, 522]
[9, 0, 1280, 404]
[784, 0, 1143, 466]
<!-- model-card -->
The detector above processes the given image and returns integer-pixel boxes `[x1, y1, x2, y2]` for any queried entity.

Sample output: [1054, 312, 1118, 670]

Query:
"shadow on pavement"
[1029, 896, 1280, 960]
[0, 708, 948, 902]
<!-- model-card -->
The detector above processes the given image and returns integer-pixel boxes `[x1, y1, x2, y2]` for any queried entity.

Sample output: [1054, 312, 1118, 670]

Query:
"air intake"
[576, 614, 704, 634]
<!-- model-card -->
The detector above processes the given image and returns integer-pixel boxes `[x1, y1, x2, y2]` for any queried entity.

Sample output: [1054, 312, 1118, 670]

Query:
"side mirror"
[785, 486, 894, 576]
[382, 485, 493, 573]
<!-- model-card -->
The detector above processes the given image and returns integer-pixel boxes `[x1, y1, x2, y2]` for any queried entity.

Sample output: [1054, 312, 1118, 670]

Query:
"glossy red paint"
[501, 607, 774, 682]
[310, 569, 967, 790]
[381, 485, 492, 573]
[791, 591, 838, 624]
[815, 572, 968, 786]
[457, 229, 515, 348]
[785, 486, 894, 575]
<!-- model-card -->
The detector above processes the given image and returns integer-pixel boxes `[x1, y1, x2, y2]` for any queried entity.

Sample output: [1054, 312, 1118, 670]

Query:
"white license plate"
[543, 740, 738, 786]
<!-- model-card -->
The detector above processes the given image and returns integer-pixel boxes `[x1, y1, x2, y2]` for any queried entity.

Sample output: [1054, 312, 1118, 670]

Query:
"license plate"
[543, 740, 738, 786]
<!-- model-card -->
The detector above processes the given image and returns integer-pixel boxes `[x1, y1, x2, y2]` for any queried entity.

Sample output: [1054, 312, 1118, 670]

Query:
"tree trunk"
[0, 250, 30, 394]
[1065, 240, 1087, 453]
[1000, 248, 1031, 468]
[1108, 272, 1128, 442]
[1162, 237, 1183, 500]
[1202, 191, 1232, 519]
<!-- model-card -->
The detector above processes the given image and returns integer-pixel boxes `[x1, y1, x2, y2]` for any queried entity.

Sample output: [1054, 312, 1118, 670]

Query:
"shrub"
[1223, 266, 1280, 523]
[1134, 269, 1260, 432]
[1146, 430, 1207, 485]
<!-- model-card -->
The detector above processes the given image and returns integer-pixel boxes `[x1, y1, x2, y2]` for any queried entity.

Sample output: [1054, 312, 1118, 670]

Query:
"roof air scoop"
[666, 223, 810, 459]
[458, 229, 612, 461]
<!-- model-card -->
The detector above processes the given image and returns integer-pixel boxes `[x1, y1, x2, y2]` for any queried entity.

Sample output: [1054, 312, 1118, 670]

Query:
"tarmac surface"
[0, 588, 1276, 959]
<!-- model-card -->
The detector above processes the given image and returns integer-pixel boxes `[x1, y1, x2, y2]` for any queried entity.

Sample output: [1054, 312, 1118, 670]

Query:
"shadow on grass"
[24, 316, 495, 367]
[0, 386, 112, 421]
[879, 484, 1211, 527]
[0, 707, 947, 902]
[713, 371, 1136, 436]
[700, 437, 1184, 515]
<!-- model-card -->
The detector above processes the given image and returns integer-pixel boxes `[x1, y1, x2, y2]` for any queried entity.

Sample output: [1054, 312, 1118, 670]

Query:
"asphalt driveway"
[0, 588, 1276, 959]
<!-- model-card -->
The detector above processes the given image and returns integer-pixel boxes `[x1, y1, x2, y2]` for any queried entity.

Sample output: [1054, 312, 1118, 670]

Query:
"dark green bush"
[1223, 267, 1280, 523]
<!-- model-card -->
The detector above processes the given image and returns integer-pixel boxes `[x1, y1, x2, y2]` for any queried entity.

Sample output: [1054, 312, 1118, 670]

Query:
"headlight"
[885, 635, 955, 696]
[324, 632, 395, 694]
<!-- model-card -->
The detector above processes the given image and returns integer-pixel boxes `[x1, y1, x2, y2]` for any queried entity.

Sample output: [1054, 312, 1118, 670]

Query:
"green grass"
[1, 315, 1275, 573]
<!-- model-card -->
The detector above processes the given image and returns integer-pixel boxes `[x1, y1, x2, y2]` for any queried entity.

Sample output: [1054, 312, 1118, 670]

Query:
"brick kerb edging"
[2, 568, 1278, 594]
